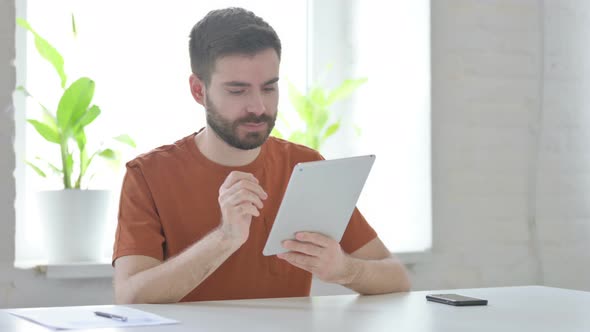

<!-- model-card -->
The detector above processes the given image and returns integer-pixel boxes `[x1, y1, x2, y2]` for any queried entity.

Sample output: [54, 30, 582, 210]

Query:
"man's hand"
[218, 171, 267, 246]
[278, 232, 359, 285]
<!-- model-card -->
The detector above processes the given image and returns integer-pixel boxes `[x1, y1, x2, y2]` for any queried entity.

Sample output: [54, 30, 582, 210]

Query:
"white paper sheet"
[5, 305, 179, 330]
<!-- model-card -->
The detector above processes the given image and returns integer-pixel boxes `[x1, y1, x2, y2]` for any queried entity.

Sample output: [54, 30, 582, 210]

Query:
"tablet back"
[262, 155, 375, 256]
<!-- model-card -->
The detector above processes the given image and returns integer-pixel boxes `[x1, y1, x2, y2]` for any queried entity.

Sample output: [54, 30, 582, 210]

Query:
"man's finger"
[282, 240, 323, 257]
[236, 203, 260, 217]
[278, 252, 318, 269]
[221, 179, 267, 201]
[294, 232, 332, 248]
[220, 171, 259, 190]
[228, 190, 264, 209]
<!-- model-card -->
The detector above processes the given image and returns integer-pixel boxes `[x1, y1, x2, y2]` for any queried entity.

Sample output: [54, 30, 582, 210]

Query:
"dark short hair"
[189, 7, 282, 86]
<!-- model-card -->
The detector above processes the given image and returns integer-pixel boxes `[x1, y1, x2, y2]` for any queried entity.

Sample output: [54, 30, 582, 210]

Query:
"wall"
[409, 0, 590, 291]
[1, 0, 589, 308]
[536, 0, 590, 290]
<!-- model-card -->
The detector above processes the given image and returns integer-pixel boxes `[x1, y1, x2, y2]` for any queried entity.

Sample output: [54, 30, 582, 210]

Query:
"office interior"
[1, 0, 589, 309]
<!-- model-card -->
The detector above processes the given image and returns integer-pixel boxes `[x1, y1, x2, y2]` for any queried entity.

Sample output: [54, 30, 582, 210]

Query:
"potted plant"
[272, 74, 367, 151]
[16, 16, 135, 263]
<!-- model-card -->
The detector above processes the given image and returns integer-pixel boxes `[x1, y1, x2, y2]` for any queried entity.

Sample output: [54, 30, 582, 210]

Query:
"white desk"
[1, 286, 588, 331]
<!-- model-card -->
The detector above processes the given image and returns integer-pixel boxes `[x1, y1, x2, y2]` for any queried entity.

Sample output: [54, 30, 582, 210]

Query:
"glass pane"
[18, 0, 308, 261]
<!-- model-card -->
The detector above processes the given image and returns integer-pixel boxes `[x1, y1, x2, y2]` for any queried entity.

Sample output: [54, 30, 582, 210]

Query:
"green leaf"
[74, 128, 87, 152]
[311, 136, 320, 150]
[26, 160, 47, 178]
[113, 134, 136, 148]
[314, 108, 330, 133]
[16, 85, 58, 130]
[326, 78, 367, 105]
[309, 87, 327, 107]
[288, 131, 307, 146]
[71, 13, 77, 38]
[76, 105, 101, 129]
[49, 163, 62, 173]
[56, 77, 95, 134]
[27, 119, 61, 143]
[288, 81, 313, 125]
[41, 110, 58, 132]
[36, 157, 63, 174]
[323, 122, 340, 141]
[16, 18, 67, 89]
[98, 148, 117, 160]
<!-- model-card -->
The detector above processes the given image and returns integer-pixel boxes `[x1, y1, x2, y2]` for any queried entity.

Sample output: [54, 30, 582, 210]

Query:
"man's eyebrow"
[222, 77, 279, 88]
[223, 81, 250, 87]
[263, 77, 279, 85]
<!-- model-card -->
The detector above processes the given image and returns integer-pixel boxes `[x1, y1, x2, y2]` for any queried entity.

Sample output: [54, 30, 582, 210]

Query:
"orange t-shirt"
[113, 132, 377, 302]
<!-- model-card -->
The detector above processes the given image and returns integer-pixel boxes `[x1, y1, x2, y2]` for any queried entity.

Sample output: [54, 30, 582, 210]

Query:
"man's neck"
[194, 127, 262, 167]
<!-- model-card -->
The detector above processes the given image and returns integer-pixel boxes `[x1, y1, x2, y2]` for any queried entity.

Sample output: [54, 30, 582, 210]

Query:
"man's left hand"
[278, 232, 359, 285]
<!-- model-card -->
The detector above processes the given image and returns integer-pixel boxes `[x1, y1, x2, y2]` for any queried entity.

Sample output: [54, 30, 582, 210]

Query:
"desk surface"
[1, 286, 589, 331]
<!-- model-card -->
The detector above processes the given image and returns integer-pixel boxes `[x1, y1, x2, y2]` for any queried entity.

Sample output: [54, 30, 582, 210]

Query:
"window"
[306, 0, 432, 252]
[352, 0, 432, 252]
[15, 0, 308, 263]
[15, 0, 430, 264]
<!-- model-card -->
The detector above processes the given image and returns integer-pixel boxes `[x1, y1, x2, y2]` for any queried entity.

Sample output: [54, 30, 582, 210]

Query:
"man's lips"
[241, 122, 267, 128]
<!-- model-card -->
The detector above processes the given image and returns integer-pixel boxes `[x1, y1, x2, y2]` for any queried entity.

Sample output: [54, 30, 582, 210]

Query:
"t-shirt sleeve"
[339, 207, 378, 254]
[112, 162, 165, 265]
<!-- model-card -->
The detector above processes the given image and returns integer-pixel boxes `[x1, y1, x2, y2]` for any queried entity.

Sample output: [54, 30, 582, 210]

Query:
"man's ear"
[189, 74, 206, 106]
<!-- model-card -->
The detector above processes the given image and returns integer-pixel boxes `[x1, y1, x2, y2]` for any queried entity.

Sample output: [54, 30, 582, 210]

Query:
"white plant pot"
[37, 190, 113, 264]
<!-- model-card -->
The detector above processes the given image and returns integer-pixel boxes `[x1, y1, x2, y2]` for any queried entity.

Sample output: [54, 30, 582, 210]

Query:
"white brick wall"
[0, 0, 588, 307]
[408, 0, 590, 291]
[536, 0, 590, 291]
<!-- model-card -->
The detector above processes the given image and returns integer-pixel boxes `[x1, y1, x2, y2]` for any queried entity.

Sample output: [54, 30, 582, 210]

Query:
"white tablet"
[262, 155, 375, 256]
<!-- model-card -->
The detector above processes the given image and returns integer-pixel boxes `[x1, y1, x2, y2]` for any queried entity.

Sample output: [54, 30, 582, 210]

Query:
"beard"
[205, 94, 276, 150]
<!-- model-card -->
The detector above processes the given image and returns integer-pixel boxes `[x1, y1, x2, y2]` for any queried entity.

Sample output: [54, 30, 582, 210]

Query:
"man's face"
[204, 48, 279, 150]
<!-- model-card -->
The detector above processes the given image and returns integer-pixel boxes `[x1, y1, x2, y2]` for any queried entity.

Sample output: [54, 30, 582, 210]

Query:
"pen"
[94, 311, 128, 322]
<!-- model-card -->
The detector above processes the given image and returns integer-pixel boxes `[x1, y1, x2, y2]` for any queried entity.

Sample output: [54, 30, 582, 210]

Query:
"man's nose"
[246, 91, 266, 115]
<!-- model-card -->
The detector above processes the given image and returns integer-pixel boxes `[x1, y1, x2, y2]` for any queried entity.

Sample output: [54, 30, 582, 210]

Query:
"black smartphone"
[426, 294, 488, 306]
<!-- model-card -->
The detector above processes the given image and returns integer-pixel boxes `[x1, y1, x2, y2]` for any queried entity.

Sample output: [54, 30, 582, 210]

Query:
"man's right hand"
[218, 171, 267, 246]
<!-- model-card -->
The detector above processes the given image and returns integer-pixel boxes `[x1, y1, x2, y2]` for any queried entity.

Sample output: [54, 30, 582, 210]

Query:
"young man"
[113, 7, 410, 304]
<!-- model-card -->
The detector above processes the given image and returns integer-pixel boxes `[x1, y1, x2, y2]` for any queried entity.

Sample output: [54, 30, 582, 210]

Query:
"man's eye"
[228, 90, 245, 95]
[263, 87, 276, 92]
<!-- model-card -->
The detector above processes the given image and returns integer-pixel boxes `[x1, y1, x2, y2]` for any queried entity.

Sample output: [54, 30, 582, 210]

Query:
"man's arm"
[279, 233, 411, 294]
[114, 171, 267, 304]
[343, 237, 410, 294]
[114, 229, 240, 304]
